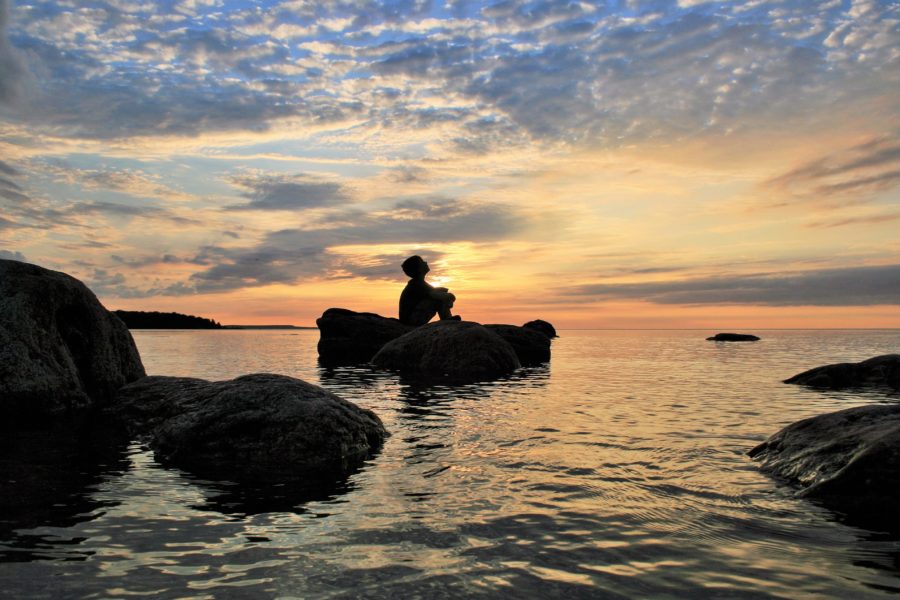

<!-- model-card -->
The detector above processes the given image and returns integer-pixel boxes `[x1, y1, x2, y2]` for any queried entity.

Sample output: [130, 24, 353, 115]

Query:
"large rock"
[372, 320, 521, 379]
[111, 373, 387, 479]
[0, 259, 145, 418]
[485, 324, 551, 365]
[523, 319, 557, 338]
[706, 332, 760, 342]
[749, 404, 900, 519]
[784, 354, 900, 390]
[317, 307, 412, 365]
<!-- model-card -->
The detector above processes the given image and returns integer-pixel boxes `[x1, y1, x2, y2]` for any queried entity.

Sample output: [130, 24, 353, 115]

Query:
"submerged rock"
[372, 320, 520, 379]
[111, 373, 387, 479]
[485, 324, 551, 365]
[317, 307, 412, 365]
[706, 332, 760, 342]
[749, 404, 900, 518]
[784, 354, 900, 390]
[523, 319, 558, 338]
[0, 259, 145, 419]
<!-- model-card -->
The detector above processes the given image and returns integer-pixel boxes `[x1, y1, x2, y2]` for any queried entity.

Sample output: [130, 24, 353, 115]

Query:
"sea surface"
[2, 329, 900, 598]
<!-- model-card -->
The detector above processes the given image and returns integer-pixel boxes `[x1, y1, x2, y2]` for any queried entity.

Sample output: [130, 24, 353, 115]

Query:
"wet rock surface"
[0, 259, 145, 419]
[706, 332, 760, 342]
[485, 324, 551, 365]
[784, 354, 900, 390]
[111, 373, 387, 479]
[749, 404, 900, 521]
[317, 307, 412, 365]
[372, 320, 521, 380]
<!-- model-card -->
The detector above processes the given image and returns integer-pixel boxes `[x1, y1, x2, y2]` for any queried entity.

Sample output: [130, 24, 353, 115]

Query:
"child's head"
[402, 255, 428, 278]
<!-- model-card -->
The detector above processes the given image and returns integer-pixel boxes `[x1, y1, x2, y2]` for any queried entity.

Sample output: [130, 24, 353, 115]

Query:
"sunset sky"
[0, 0, 898, 328]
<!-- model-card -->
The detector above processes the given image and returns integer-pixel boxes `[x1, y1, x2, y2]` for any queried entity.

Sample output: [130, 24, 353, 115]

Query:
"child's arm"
[428, 287, 455, 301]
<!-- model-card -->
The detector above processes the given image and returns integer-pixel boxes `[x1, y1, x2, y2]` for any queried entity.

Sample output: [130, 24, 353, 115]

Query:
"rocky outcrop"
[317, 308, 412, 365]
[523, 319, 557, 338]
[784, 354, 900, 390]
[749, 404, 900, 518]
[111, 373, 387, 479]
[706, 332, 760, 342]
[485, 324, 551, 365]
[372, 320, 520, 380]
[0, 259, 145, 418]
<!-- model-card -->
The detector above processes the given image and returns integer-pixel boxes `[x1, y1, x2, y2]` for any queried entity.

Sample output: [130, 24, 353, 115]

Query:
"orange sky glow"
[1, 1, 898, 328]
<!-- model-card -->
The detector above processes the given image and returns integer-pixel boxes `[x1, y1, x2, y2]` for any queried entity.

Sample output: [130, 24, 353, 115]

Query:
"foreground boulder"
[372, 320, 520, 379]
[317, 308, 412, 365]
[784, 354, 900, 390]
[0, 259, 145, 418]
[706, 332, 760, 342]
[485, 324, 551, 365]
[749, 404, 900, 519]
[523, 319, 557, 338]
[111, 373, 387, 479]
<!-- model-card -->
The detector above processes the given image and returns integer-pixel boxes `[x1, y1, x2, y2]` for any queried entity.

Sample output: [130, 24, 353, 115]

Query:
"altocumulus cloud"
[563, 265, 900, 307]
[3, 0, 897, 150]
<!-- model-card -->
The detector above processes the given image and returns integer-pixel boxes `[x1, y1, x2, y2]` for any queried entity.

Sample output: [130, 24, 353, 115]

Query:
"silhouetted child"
[399, 255, 460, 326]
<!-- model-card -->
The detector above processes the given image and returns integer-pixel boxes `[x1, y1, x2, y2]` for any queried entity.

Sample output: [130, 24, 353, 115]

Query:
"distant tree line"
[114, 310, 223, 329]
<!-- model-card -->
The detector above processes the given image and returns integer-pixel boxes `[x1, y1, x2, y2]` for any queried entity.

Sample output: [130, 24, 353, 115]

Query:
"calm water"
[2, 329, 900, 598]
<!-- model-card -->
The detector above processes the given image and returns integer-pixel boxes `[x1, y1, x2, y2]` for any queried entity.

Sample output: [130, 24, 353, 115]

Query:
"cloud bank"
[564, 265, 900, 306]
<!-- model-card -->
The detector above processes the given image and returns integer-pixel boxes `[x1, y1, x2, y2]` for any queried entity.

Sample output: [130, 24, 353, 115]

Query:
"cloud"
[65, 200, 199, 225]
[0, 159, 19, 176]
[5, 0, 896, 152]
[562, 264, 900, 306]
[226, 173, 351, 210]
[0, 160, 28, 202]
[0, 248, 26, 261]
[2, 192, 198, 230]
[329, 250, 447, 281]
[0, 0, 26, 105]
[806, 211, 900, 229]
[36, 161, 194, 201]
[145, 197, 524, 294]
[763, 136, 900, 203]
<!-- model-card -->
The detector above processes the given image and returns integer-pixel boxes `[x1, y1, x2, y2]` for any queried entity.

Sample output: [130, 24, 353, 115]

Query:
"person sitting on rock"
[399, 255, 460, 326]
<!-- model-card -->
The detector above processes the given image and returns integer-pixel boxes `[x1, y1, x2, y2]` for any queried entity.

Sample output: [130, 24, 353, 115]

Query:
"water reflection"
[0, 421, 129, 562]
[181, 468, 364, 517]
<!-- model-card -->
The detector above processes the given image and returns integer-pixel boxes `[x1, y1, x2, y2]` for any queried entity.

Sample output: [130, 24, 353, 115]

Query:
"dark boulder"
[111, 373, 387, 479]
[706, 332, 760, 342]
[749, 404, 900, 519]
[523, 319, 557, 338]
[485, 324, 551, 365]
[372, 320, 520, 380]
[317, 307, 412, 365]
[784, 354, 900, 390]
[0, 259, 145, 419]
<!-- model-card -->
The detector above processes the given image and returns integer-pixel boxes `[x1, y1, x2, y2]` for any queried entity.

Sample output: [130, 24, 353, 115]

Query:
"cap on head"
[402, 255, 425, 277]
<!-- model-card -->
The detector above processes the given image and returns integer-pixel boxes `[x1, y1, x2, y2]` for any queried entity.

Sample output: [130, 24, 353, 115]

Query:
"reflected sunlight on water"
[2, 329, 899, 598]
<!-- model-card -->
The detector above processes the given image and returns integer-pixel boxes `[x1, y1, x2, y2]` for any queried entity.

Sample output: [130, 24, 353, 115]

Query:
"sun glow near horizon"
[1, 0, 898, 328]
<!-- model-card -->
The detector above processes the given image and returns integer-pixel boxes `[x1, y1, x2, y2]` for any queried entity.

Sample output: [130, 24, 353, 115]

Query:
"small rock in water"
[523, 319, 558, 338]
[706, 332, 760, 342]
[749, 404, 900, 523]
[0, 259, 145, 420]
[316, 307, 412, 365]
[110, 373, 387, 480]
[484, 324, 551, 365]
[783, 354, 900, 390]
[372, 320, 520, 380]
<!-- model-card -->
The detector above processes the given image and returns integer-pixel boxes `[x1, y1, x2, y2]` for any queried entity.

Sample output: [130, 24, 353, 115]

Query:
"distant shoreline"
[127, 325, 315, 330]
[222, 325, 316, 330]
